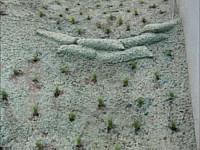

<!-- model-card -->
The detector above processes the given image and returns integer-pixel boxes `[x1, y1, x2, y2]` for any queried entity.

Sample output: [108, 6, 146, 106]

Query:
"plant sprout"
[76, 136, 82, 147]
[133, 118, 141, 132]
[92, 73, 97, 82]
[98, 97, 104, 107]
[154, 72, 160, 80]
[118, 16, 123, 25]
[1, 90, 8, 100]
[32, 106, 39, 116]
[13, 68, 21, 76]
[69, 112, 76, 122]
[123, 77, 129, 87]
[126, 23, 130, 31]
[137, 97, 145, 107]
[131, 61, 137, 70]
[61, 67, 69, 74]
[169, 118, 178, 131]
[70, 16, 76, 24]
[108, 117, 113, 130]
[54, 86, 61, 97]
[36, 140, 43, 150]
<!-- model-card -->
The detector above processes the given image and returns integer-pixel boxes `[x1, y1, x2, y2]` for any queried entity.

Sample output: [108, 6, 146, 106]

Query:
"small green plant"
[33, 55, 40, 62]
[77, 2, 80, 5]
[1, 90, 8, 100]
[119, 3, 123, 7]
[70, 16, 76, 24]
[77, 28, 82, 35]
[169, 91, 175, 99]
[54, 86, 61, 97]
[32, 106, 39, 116]
[109, 14, 115, 20]
[105, 28, 111, 34]
[92, 73, 97, 82]
[36, 140, 43, 150]
[115, 144, 121, 150]
[61, 67, 69, 74]
[154, 72, 160, 80]
[159, 9, 166, 14]
[142, 17, 147, 23]
[108, 117, 113, 130]
[87, 15, 91, 20]
[133, 119, 141, 132]
[149, 3, 157, 8]
[123, 77, 129, 87]
[98, 97, 104, 107]
[96, 21, 102, 28]
[131, 61, 137, 70]
[118, 16, 123, 25]
[169, 119, 178, 131]
[76, 136, 82, 147]
[126, 23, 130, 31]
[165, 50, 173, 57]
[136, 97, 145, 107]
[39, 11, 45, 17]
[13, 69, 21, 76]
[127, 9, 131, 13]
[138, 0, 144, 4]
[56, 20, 60, 25]
[134, 9, 139, 16]
[32, 77, 39, 83]
[69, 112, 76, 122]
[96, 4, 101, 8]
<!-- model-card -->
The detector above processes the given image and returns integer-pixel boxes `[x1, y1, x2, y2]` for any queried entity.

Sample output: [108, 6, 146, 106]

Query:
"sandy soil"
[0, 0, 196, 150]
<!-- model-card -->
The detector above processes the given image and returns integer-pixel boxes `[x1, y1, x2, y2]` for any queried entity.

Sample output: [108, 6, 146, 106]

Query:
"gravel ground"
[0, 0, 196, 150]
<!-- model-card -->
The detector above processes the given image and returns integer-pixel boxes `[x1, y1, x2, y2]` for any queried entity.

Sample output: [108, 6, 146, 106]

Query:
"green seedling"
[159, 10, 166, 14]
[165, 50, 173, 57]
[70, 16, 76, 24]
[133, 119, 141, 132]
[169, 91, 175, 99]
[96, 4, 101, 8]
[142, 17, 147, 23]
[169, 119, 178, 131]
[69, 112, 76, 122]
[115, 144, 121, 150]
[154, 72, 160, 80]
[103, 11, 107, 14]
[98, 97, 105, 107]
[56, 20, 60, 25]
[39, 11, 45, 17]
[131, 61, 137, 70]
[54, 86, 61, 97]
[123, 77, 129, 87]
[127, 9, 131, 13]
[118, 16, 123, 25]
[32, 106, 39, 116]
[32, 77, 39, 83]
[138, 0, 144, 4]
[36, 140, 43, 150]
[92, 73, 97, 83]
[76, 136, 82, 147]
[105, 28, 111, 34]
[126, 23, 130, 31]
[77, 3, 80, 5]
[137, 97, 145, 107]
[1, 90, 8, 100]
[77, 28, 82, 35]
[13, 68, 21, 76]
[119, 3, 123, 7]
[33, 55, 40, 62]
[96, 21, 102, 28]
[134, 9, 139, 16]
[149, 3, 157, 8]
[109, 14, 115, 20]
[87, 15, 91, 20]
[61, 67, 69, 74]
[108, 117, 114, 130]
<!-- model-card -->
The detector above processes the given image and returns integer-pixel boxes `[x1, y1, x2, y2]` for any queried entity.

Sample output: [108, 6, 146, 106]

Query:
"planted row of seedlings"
[1, 52, 177, 149]
[39, 0, 168, 35]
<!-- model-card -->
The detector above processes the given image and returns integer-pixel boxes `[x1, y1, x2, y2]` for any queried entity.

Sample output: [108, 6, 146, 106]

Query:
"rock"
[97, 46, 153, 63]
[140, 19, 179, 34]
[36, 29, 79, 45]
[77, 38, 125, 51]
[57, 45, 97, 59]
[120, 33, 168, 48]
